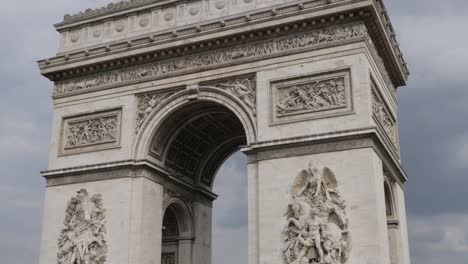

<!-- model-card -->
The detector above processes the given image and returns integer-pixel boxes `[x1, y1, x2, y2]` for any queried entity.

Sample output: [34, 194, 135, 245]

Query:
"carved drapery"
[61, 109, 122, 155]
[53, 22, 368, 96]
[58, 189, 107, 264]
[283, 164, 351, 264]
[136, 90, 177, 132]
[203, 76, 256, 116]
[371, 84, 397, 147]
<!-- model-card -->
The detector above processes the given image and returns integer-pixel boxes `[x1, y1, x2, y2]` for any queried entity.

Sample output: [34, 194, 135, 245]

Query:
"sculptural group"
[283, 164, 351, 264]
[58, 189, 107, 264]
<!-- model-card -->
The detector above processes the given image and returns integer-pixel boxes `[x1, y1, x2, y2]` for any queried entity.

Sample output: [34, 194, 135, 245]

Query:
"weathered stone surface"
[37, 1, 411, 264]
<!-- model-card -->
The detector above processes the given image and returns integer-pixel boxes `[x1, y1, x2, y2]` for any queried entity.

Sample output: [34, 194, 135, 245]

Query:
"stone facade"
[37, 1, 411, 264]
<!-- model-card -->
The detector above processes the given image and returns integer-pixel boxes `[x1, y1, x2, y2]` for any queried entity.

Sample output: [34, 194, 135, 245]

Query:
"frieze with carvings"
[61, 109, 121, 155]
[284, 164, 351, 264]
[271, 70, 352, 124]
[54, 22, 368, 97]
[136, 90, 178, 132]
[277, 77, 346, 115]
[371, 84, 397, 147]
[203, 76, 256, 116]
[58, 189, 107, 264]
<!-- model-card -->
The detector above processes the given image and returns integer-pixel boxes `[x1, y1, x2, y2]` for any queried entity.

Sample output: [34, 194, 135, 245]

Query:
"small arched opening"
[162, 200, 194, 264]
[384, 180, 401, 264]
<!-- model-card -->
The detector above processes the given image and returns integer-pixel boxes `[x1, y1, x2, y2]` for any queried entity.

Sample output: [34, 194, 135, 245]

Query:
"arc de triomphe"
[37, 0, 411, 264]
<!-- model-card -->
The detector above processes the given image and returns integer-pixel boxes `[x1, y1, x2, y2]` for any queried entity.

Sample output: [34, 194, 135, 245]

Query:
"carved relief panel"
[60, 108, 122, 155]
[284, 164, 351, 264]
[371, 81, 398, 149]
[202, 75, 256, 116]
[271, 70, 353, 124]
[58, 189, 107, 264]
[136, 89, 179, 133]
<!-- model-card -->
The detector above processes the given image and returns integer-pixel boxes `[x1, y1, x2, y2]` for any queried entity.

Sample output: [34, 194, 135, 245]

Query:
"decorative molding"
[60, 108, 122, 155]
[58, 189, 107, 264]
[283, 164, 351, 264]
[53, 22, 368, 97]
[163, 188, 195, 214]
[271, 70, 352, 124]
[371, 82, 397, 148]
[202, 75, 256, 116]
[366, 38, 396, 101]
[136, 90, 178, 133]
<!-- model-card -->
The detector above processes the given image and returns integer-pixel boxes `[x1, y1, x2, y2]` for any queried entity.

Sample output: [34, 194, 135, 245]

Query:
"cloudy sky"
[1, 0, 467, 263]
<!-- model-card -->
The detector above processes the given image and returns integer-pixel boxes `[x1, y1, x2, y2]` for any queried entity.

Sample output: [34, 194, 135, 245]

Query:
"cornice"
[51, 0, 407, 76]
[42, 159, 218, 200]
[38, 0, 408, 96]
[50, 21, 369, 98]
[59, 0, 162, 25]
[244, 127, 408, 184]
[40, 0, 364, 68]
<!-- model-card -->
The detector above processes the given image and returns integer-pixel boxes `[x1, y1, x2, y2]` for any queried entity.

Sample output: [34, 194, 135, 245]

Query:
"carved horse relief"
[284, 164, 351, 264]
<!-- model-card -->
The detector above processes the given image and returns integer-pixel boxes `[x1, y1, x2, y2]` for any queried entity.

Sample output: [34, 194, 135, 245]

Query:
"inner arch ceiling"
[150, 101, 247, 187]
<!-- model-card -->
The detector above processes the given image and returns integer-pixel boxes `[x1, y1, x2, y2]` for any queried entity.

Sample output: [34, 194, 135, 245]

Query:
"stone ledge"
[42, 159, 218, 204]
[243, 127, 407, 184]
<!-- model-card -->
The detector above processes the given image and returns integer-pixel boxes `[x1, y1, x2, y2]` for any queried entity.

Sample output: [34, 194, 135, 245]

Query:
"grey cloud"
[408, 214, 468, 264]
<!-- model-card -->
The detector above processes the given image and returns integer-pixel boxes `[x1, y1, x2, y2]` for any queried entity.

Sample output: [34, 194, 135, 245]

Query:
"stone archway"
[162, 198, 194, 264]
[149, 101, 247, 187]
[134, 84, 257, 163]
[37, 1, 413, 264]
[140, 92, 253, 264]
[384, 178, 402, 264]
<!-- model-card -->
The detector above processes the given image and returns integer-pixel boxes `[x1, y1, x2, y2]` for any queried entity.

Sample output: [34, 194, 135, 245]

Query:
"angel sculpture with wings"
[284, 164, 351, 264]
[215, 78, 256, 115]
[293, 162, 337, 199]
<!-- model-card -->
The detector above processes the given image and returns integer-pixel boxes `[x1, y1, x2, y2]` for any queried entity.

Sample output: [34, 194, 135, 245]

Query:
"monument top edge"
[41, 0, 409, 87]
[61, 0, 159, 24]
[58, 0, 388, 26]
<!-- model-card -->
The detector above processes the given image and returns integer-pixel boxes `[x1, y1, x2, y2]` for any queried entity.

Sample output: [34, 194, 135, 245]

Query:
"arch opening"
[162, 202, 194, 264]
[384, 180, 401, 264]
[149, 99, 250, 264]
[384, 182, 395, 218]
[150, 101, 248, 188]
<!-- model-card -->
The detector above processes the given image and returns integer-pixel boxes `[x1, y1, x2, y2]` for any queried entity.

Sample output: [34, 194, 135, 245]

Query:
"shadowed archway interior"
[150, 101, 247, 187]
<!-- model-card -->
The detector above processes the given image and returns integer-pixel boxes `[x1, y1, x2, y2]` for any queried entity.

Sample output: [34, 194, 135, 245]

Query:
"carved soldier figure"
[58, 189, 107, 264]
[294, 209, 325, 264]
[285, 165, 351, 264]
